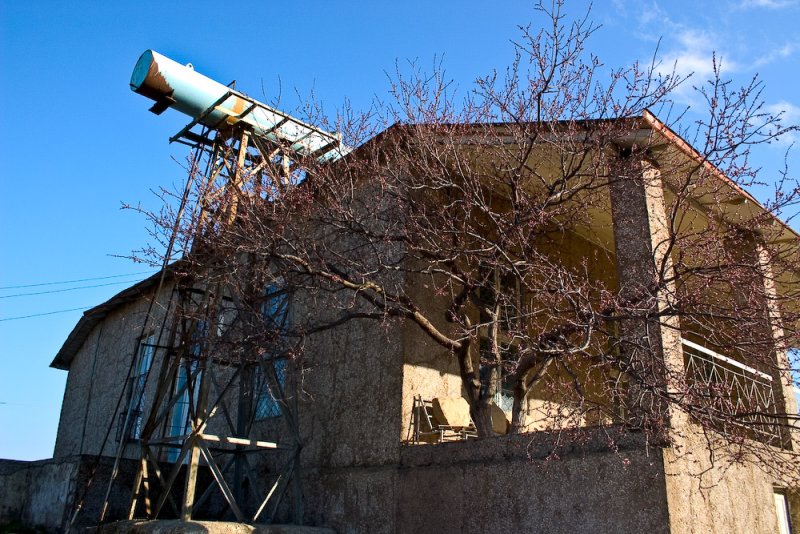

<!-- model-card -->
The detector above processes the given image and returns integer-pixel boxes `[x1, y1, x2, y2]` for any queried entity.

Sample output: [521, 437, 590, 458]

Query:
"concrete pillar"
[608, 159, 796, 534]
[756, 242, 800, 451]
[608, 159, 687, 431]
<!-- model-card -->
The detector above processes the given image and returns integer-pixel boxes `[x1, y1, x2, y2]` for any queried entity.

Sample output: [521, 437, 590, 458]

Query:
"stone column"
[609, 159, 687, 431]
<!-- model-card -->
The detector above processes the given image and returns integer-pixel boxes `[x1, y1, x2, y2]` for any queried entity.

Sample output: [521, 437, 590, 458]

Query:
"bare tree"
[134, 0, 800, 490]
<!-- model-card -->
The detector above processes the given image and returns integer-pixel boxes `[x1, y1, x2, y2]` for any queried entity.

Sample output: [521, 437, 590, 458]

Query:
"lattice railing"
[682, 338, 779, 442]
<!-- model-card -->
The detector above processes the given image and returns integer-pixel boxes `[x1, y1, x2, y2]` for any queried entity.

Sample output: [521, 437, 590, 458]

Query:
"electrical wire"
[0, 279, 145, 299]
[0, 306, 92, 322]
[0, 270, 157, 290]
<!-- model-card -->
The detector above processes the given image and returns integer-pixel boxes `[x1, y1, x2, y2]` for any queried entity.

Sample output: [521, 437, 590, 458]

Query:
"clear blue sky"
[1, 0, 799, 460]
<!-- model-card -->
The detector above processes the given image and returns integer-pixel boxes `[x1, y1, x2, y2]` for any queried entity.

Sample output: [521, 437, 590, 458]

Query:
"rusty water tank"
[130, 49, 345, 160]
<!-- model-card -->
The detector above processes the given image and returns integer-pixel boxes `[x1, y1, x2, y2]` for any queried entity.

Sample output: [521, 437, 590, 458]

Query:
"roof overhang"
[50, 265, 179, 370]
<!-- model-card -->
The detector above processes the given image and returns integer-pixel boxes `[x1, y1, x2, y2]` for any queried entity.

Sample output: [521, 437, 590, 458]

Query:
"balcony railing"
[682, 338, 779, 443]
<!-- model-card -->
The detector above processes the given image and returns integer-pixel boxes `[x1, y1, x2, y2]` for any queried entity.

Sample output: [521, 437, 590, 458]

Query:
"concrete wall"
[287, 312, 405, 528]
[0, 457, 78, 531]
[662, 428, 789, 534]
[294, 316, 405, 470]
[0, 460, 38, 527]
[54, 286, 175, 460]
[302, 430, 670, 534]
[0, 456, 138, 532]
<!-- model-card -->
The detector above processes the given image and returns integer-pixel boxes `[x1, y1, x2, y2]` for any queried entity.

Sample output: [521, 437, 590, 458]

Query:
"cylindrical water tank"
[130, 50, 344, 160]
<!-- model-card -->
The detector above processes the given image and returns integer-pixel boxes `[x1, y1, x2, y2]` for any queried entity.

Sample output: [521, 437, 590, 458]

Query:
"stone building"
[4, 112, 799, 533]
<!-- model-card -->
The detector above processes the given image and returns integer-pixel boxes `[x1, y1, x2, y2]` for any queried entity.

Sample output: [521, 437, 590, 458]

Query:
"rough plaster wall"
[54, 324, 104, 457]
[399, 267, 468, 441]
[54, 287, 174, 460]
[298, 432, 669, 534]
[662, 430, 783, 534]
[268, 297, 406, 528]
[251, 285, 406, 523]
[22, 459, 78, 529]
[401, 363, 463, 440]
[0, 457, 122, 532]
[398, 283, 463, 439]
[397, 432, 669, 534]
[0, 460, 29, 524]
[303, 467, 398, 534]
[0, 458, 76, 530]
[297, 316, 404, 470]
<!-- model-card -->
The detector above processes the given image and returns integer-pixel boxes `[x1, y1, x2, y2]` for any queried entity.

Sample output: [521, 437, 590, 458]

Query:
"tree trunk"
[508, 356, 553, 434]
[508, 388, 528, 435]
[472, 401, 497, 437]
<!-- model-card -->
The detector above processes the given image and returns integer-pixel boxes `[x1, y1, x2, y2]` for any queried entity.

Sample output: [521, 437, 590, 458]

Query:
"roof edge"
[50, 264, 179, 370]
[642, 110, 800, 242]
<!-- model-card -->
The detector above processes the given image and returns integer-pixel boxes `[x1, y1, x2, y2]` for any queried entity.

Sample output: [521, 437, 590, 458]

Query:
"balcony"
[682, 337, 780, 444]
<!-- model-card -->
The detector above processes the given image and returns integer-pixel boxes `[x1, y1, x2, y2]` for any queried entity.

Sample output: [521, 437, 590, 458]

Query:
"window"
[117, 334, 156, 441]
[477, 267, 522, 415]
[168, 360, 201, 437]
[166, 321, 205, 462]
[254, 358, 287, 419]
[774, 489, 793, 534]
[166, 359, 202, 462]
[254, 282, 291, 419]
[261, 283, 290, 333]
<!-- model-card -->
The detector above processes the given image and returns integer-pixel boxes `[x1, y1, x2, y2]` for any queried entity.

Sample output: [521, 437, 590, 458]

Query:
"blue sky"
[1, 0, 799, 460]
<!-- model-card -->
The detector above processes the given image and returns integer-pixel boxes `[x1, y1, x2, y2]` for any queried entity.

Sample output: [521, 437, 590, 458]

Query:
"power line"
[0, 270, 157, 290]
[0, 279, 145, 299]
[0, 306, 93, 322]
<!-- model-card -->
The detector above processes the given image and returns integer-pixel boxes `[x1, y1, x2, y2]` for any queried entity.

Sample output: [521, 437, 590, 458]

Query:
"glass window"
[254, 358, 287, 419]
[254, 282, 291, 419]
[774, 490, 792, 534]
[118, 334, 156, 441]
[166, 358, 202, 462]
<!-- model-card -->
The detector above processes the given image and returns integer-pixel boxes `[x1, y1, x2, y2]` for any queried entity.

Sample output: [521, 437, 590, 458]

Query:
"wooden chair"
[408, 395, 478, 443]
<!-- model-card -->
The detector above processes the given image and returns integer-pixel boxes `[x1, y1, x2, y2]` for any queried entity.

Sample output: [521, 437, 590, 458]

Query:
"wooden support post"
[180, 434, 201, 521]
[225, 129, 251, 224]
[128, 461, 143, 520]
[142, 445, 180, 518]
[128, 457, 148, 520]
[193, 456, 235, 512]
[180, 353, 211, 521]
[154, 439, 192, 518]
[199, 441, 246, 522]
[141, 458, 152, 517]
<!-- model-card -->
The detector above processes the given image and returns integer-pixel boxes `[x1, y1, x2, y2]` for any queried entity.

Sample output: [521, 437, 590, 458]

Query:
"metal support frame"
[168, 88, 344, 165]
[97, 123, 309, 526]
[90, 85, 346, 525]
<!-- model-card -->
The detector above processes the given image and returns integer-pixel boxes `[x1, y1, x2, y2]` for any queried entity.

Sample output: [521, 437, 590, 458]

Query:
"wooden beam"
[198, 441, 246, 522]
[200, 434, 278, 449]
